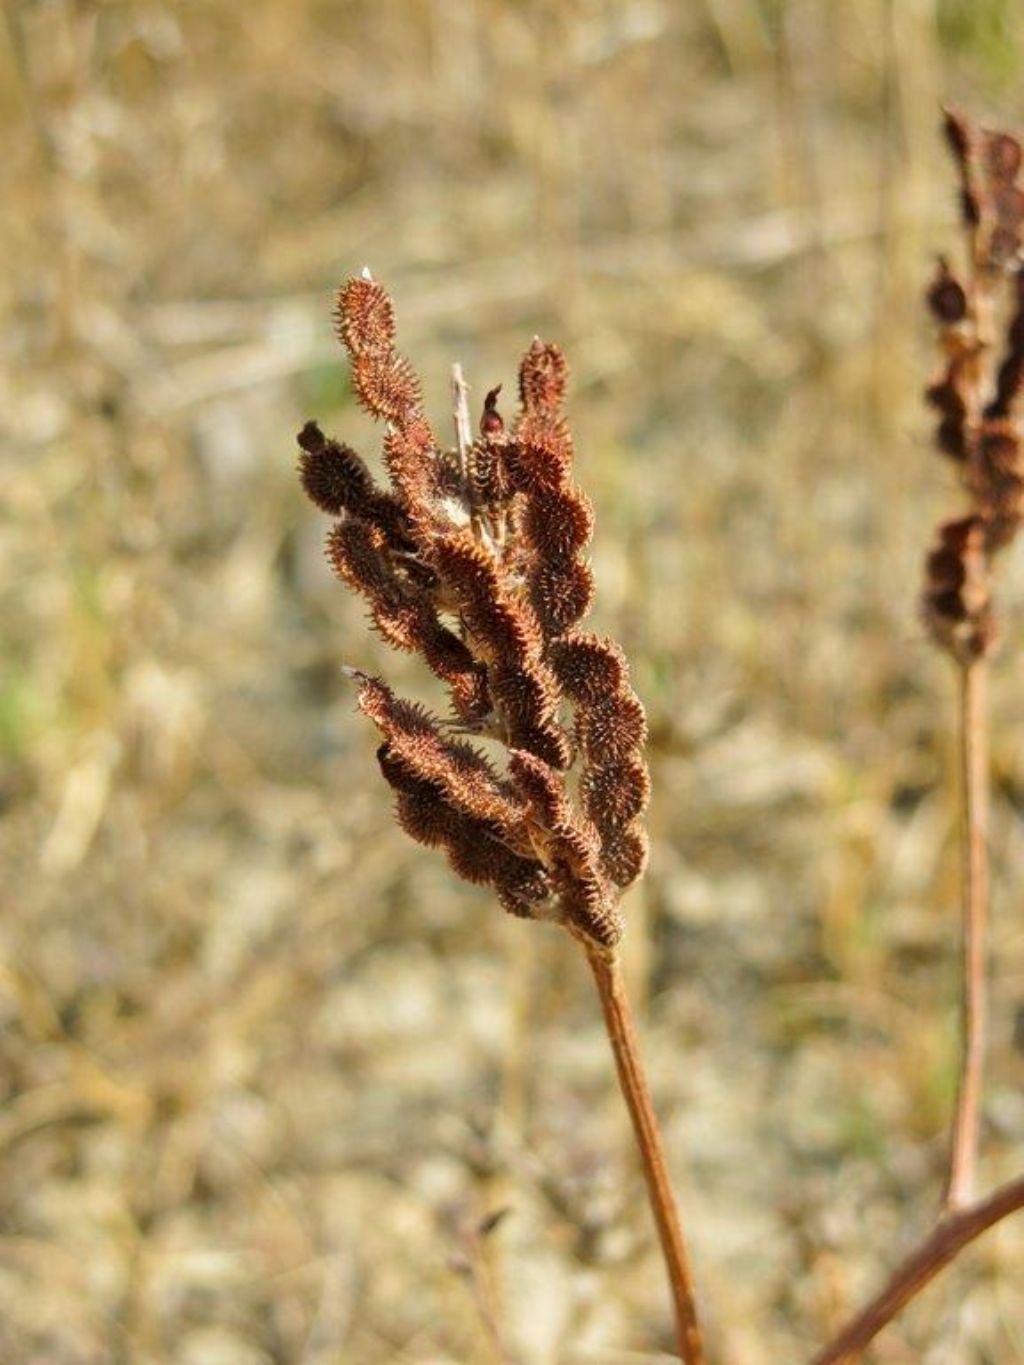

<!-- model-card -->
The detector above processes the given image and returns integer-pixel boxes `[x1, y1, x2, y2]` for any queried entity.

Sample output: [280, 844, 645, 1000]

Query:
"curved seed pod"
[576, 692, 648, 765]
[388, 767, 551, 916]
[558, 633, 650, 887]
[351, 352, 424, 425]
[601, 827, 650, 888]
[486, 656, 557, 720]
[327, 518, 399, 601]
[508, 719, 573, 771]
[356, 675, 525, 840]
[506, 417, 575, 496]
[922, 517, 996, 663]
[335, 274, 396, 356]
[446, 832, 553, 917]
[519, 337, 569, 413]
[521, 487, 594, 560]
[470, 436, 513, 516]
[531, 560, 595, 638]
[507, 750, 601, 877]
[430, 533, 542, 664]
[382, 418, 444, 536]
[298, 421, 413, 548]
[508, 749, 618, 942]
[558, 874, 623, 948]
[580, 756, 651, 832]
[548, 633, 629, 704]
[326, 521, 488, 722]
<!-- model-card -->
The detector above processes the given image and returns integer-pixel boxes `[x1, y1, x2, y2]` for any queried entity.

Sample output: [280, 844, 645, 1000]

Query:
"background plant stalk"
[811, 1172, 1024, 1364]
[946, 658, 989, 1209]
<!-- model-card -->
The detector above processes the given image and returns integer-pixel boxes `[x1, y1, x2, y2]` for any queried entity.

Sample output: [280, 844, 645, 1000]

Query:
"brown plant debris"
[299, 275, 649, 946]
[922, 110, 1024, 661]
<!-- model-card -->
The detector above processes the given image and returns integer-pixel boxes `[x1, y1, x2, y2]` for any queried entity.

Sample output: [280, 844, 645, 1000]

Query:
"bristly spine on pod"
[297, 274, 649, 947]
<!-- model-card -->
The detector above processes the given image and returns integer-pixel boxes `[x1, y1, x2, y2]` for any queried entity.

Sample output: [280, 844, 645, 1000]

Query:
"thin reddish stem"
[811, 1172, 1024, 1364]
[583, 942, 705, 1365]
[947, 659, 989, 1209]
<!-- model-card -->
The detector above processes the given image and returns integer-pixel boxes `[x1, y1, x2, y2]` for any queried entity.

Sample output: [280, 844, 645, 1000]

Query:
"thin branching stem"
[451, 360, 483, 541]
[583, 942, 705, 1365]
[811, 1171, 1024, 1364]
[451, 360, 473, 482]
[947, 658, 990, 1209]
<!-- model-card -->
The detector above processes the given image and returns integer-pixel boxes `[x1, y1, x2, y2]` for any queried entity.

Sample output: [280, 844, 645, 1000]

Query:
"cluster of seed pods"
[298, 274, 649, 946]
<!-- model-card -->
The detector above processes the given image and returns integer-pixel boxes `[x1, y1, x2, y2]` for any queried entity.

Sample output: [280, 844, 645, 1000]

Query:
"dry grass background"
[4, 2, 1024, 1361]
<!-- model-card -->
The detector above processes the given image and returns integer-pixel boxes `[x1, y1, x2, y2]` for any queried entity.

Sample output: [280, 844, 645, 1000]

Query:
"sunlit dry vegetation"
[4, 2, 1024, 1362]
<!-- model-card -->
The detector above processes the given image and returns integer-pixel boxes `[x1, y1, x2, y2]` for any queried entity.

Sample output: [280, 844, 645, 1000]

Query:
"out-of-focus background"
[4, 2, 1024, 1361]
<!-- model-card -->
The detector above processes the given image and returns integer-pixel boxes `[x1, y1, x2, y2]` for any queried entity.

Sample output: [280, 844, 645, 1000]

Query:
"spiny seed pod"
[297, 274, 650, 947]
[299, 421, 413, 548]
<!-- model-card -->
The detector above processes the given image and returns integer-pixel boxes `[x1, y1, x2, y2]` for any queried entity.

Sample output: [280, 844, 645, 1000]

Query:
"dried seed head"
[298, 277, 648, 947]
[922, 113, 1024, 662]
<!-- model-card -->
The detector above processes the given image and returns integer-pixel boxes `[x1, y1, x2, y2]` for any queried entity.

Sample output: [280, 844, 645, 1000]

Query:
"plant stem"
[451, 361, 473, 482]
[810, 1171, 1024, 1364]
[947, 658, 989, 1210]
[583, 942, 705, 1365]
[451, 360, 482, 541]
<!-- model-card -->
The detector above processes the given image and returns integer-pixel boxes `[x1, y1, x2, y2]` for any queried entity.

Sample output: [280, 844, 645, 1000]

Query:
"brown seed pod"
[335, 274, 396, 357]
[530, 559, 595, 638]
[600, 826, 649, 888]
[922, 517, 996, 663]
[580, 756, 651, 833]
[548, 633, 629, 704]
[521, 487, 595, 561]
[519, 337, 569, 413]
[298, 421, 413, 548]
[507, 415, 575, 495]
[926, 259, 968, 326]
[356, 675, 525, 839]
[351, 352, 424, 425]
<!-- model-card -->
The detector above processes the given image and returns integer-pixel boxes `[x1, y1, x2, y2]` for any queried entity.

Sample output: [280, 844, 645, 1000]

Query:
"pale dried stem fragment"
[451, 360, 482, 540]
